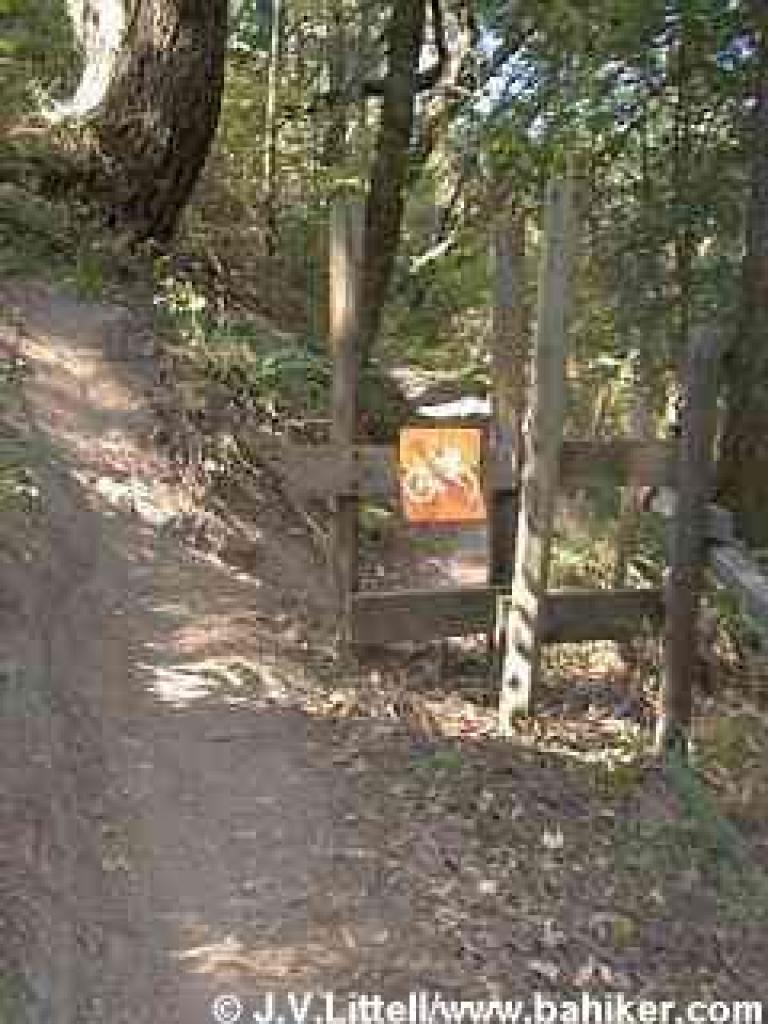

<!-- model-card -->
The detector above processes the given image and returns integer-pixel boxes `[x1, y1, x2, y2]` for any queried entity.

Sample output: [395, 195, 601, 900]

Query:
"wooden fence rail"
[498, 172, 574, 724]
[658, 327, 721, 752]
[290, 182, 768, 748]
[246, 436, 679, 502]
[348, 586, 664, 647]
[709, 544, 768, 626]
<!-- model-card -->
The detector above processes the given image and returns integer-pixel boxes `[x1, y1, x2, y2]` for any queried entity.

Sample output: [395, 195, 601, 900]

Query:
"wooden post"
[498, 174, 575, 728]
[613, 341, 655, 668]
[489, 211, 527, 586]
[657, 326, 720, 755]
[330, 197, 363, 624]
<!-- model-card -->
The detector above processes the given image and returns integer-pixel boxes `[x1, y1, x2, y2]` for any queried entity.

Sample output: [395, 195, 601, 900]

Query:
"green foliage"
[172, 0, 758, 462]
[209, 321, 332, 420]
[710, 586, 768, 660]
[230, 0, 272, 54]
[0, 184, 72, 276]
[665, 752, 748, 872]
[156, 263, 411, 439]
[0, 0, 78, 122]
[0, 180, 133, 300]
[0, 5, 124, 290]
[161, 309, 334, 426]
[616, 766, 768, 921]
[0, 432, 37, 512]
[0, 355, 40, 521]
[0, 971, 28, 1019]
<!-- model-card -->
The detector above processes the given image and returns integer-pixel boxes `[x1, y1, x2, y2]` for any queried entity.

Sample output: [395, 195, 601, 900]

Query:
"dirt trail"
[0, 281, 411, 1022]
[2, 281, 767, 1020]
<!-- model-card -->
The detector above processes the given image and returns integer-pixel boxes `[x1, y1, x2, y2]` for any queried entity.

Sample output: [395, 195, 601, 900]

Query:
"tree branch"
[314, 0, 448, 108]
[415, 0, 448, 92]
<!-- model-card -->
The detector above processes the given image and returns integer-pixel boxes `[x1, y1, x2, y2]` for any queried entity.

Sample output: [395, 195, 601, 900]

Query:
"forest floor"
[1, 279, 768, 1023]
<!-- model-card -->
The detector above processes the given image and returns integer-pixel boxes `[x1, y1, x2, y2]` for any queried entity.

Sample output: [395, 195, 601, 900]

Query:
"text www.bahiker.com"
[210, 991, 764, 1024]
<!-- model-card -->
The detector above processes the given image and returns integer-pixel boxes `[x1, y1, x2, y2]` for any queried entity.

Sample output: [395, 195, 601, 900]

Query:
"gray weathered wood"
[558, 439, 678, 490]
[330, 197, 364, 615]
[348, 586, 663, 646]
[657, 327, 720, 755]
[710, 544, 768, 626]
[489, 211, 527, 585]
[358, 443, 398, 500]
[656, 498, 736, 552]
[249, 438, 395, 501]
[350, 587, 495, 644]
[244, 436, 679, 503]
[542, 587, 664, 643]
[490, 439, 678, 492]
[704, 503, 735, 545]
[499, 172, 575, 726]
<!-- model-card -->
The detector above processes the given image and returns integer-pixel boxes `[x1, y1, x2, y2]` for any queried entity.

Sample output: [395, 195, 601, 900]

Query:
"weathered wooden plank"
[489, 211, 527, 585]
[358, 442, 398, 499]
[490, 439, 678, 491]
[710, 544, 768, 626]
[500, 172, 574, 725]
[243, 438, 392, 500]
[246, 437, 679, 503]
[330, 197, 364, 615]
[348, 586, 664, 646]
[561, 439, 678, 489]
[613, 349, 656, 592]
[658, 327, 720, 755]
[542, 588, 664, 642]
[251, 438, 350, 496]
[704, 503, 736, 545]
[349, 587, 495, 645]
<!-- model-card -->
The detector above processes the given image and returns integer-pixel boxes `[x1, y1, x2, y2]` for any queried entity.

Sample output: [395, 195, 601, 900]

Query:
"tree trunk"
[613, 344, 654, 589]
[359, 0, 428, 362]
[673, 6, 693, 360]
[263, 0, 284, 256]
[718, 0, 768, 547]
[489, 210, 527, 588]
[354, 0, 372, 172]
[323, 0, 348, 169]
[96, 0, 228, 241]
[50, 0, 125, 122]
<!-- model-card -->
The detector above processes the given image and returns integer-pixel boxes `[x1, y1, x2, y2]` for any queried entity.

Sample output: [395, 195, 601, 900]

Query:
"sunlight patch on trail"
[170, 930, 345, 979]
[139, 658, 291, 708]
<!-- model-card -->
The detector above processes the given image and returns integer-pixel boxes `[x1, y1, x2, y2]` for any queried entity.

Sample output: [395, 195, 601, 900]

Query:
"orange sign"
[399, 426, 486, 524]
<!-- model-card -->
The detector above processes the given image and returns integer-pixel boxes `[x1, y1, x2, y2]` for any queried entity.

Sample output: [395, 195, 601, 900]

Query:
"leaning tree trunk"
[96, 0, 228, 241]
[718, 0, 768, 547]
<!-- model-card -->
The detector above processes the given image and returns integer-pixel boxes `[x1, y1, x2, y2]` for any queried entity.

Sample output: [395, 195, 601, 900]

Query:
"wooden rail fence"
[269, 182, 768, 748]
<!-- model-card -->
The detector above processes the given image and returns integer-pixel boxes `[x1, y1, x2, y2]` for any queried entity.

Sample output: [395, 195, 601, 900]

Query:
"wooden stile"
[348, 586, 663, 646]
[489, 211, 527, 585]
[499, 173, 575, 726]
[657, 327, 720, 754]
[305, 172, 747, 750]
[330, 197, 364, 619]
[247, 436, 677, 503]
[709, 543, 768, 627]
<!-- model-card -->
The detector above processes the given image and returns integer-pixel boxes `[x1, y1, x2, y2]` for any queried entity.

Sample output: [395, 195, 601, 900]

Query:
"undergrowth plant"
[616, 750, 768, 921]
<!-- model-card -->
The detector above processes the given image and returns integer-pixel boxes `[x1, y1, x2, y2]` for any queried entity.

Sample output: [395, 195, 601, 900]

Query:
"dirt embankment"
[0, 281, 333, 1021]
